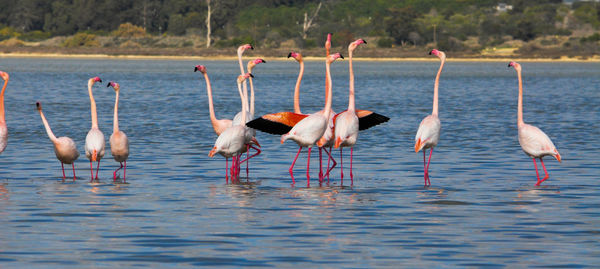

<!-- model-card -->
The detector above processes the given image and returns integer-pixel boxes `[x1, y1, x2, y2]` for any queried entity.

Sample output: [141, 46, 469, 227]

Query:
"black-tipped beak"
[194, 66, 198, 72]
[363, 39, 367, 44]
[107, 82, 111, 87]
[36, 102, 40, 108]
[287, 52, 292, 58]
[249, 73, 254, 78]
[507, 63, 511, 68]
[250, 45, 254, 50]
[261, 59, 266, 63]
[339, 54, 344, 59]
[429, 51, 433, 55]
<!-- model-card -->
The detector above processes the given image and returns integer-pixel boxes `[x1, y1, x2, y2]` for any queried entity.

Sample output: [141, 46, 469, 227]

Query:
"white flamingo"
[85, 76, 105, 181]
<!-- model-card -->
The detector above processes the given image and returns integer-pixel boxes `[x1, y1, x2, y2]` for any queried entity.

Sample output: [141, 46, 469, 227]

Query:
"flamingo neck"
[293, 60, 304, 114]
[203, 73, 219, 130]
[517, 69, 524, 126]
[38, 110, 58, 142]
[432, 56, 445, 116]
[237, 81, 246, 123]
[113, 90, 120, 133]
[324, 59, 333, 116]
[0, 79, 7, 124]
[237, 51, 249, 114]
[348, 49, 356, 111]
[249, 76, 255, 116]
[88, 81, 99, 129]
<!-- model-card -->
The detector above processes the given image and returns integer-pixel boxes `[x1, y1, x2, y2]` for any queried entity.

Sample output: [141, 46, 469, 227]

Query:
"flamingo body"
[334, 110, 359, 148]
[0, 125, 6, 154]
[518, 123, 560, 160]
[281, 112, 328, 147]
[209, 125, 246, 158]
[85, 128, 105, 161]
[110, 131, 129, 162]
[414, 115, 441, 152]
[0, 70, 9, 154]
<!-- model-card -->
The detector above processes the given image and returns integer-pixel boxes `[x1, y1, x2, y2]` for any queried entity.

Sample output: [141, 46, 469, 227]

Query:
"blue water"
[0, 57, 599, 268]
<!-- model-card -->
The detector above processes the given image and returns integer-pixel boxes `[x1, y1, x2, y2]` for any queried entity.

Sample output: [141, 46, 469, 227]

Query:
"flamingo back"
[0, 124, 7, 153]
[333, 110, 359, 148]
[54, 137, 79, 164]
[210, 125, 246, 158]
[110, 131, 130, 162]
[85, 128, 105, 161]
[281, 113, 327, 147]
[518, 123, 559, 159]
[415, 115, 441, 152]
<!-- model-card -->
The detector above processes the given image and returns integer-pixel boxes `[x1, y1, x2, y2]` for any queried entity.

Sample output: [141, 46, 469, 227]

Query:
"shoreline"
[1, 52, 599, 62]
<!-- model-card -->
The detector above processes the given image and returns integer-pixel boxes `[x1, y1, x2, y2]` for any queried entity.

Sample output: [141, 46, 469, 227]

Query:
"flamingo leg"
[89, 161, 94, 182]
[61, 163, 66, 182]
[246, 145, 250, 177]
[324, 146, 337, 181]
[123, 160, 127, 183]
[306, 147, 312, 186]
[239, 145, 261, 163]
[72, 163, 76, 181]
[225, 158, 229, 183]
[423, 150, 428, 186]
[532, 158, 541, 186]
[95, 161, 101, 180]
[350, 147, 354, 184]
[326, 147, 331, 181]
[318, 148, 323, 183]
[113, 162, 123, 182]
[340, 148, 344, 181]
[539, 158, 549, 184]
[426, 148, 433, 186]
[289, 147, 302, 185]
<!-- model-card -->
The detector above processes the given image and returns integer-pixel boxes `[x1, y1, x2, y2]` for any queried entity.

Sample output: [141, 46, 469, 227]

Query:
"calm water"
[0, 57, 598, 268]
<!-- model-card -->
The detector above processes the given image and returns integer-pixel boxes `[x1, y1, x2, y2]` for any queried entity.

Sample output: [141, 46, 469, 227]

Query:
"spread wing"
[246, 112, 308, 135]
[356, 110, 390, 131]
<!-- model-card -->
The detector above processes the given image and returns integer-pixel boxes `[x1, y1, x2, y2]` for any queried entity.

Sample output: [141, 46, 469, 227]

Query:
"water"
[0, 57, 599, 268]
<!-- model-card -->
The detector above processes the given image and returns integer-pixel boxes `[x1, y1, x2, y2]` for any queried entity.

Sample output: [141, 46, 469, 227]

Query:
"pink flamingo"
[509, 61, 561, 186]
[85, 76, 105, 182]
[415, 49, 445, 187]
[333, 38, 367, 183]
[237, 58, 265, 176]
[36, 102, 80, 182]
[107, 81, 130, 183]
[279, 52, 343, 185]
[195, 65, 232, 136]
[209, 74, 253, 181]
[0, 71, 8, 154]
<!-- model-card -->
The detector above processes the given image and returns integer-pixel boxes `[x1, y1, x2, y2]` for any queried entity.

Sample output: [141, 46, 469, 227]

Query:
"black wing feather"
[246, 118, 292, 135]
[358, 112, 390, 131]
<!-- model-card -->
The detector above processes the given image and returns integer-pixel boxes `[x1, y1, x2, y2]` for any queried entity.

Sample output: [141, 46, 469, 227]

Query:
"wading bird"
[415, 49, 445, 187]
[508, 61, 561, 186]
[0, 71, 9, 154]
[36, 102, 79, 182]
[107, 81, 130, 183]
[85, 76, 105, 182]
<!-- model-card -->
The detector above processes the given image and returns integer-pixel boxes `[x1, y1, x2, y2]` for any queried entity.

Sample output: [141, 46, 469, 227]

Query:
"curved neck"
[0, 79, 7, 123]
[88, 82, 99, 129]
[237, 51, 249, 113]
[432, 57, 445, 116]
[324, 59, 333, 116]
[249, 76, 255, 116]
[348, 50, 355, 111]
[517, 69, 524, 126]
[38, 110, 58, 142]
[237, 81, 246, 123]
[294, 61, 304, 114]
[113, 90, 120, 133]
[203, 73, 219, 129]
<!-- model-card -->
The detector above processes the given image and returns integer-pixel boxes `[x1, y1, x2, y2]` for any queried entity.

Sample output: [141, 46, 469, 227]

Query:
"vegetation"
[0, 0, 599, 57]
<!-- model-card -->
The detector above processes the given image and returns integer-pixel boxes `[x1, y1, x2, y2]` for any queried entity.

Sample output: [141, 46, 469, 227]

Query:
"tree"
[385, 6, 418, 46]
[302, 1, 321, 39]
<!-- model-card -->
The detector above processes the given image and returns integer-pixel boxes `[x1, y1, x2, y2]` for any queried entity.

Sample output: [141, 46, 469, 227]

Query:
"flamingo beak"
[339, 54, 344, 59]
[251, 137, 261, 147]
[555, 152, 562, 162]
[194, 66, 198, 72]
[287, 52, 292, 58]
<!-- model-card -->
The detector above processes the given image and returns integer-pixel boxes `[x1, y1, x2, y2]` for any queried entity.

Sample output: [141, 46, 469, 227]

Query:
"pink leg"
[423, 150, 428, 186]
[539, 158, 550, 185]
[95, 161, 101, 180]
[326, 147, 331, 181]
[113, 162, 123, 182]
[246, 145, 250, 177]
[340, 148, 344, 181]
[89, 161, 94, 182]
[350, 148, 354, 184]
[123, 161, 127, 183]
[61, 163, 66, 182]
[532, 158, 541, 186]
[425, 148, 433, 186]
[240, 146, 262, 163]
[324, 147, 337, 180]
[289, 147, 302, 185]
[306, 147, 312, 186]
[318, 148, 323, 183]
[72, 163, 76, 181]
[225, 158, 229, 183]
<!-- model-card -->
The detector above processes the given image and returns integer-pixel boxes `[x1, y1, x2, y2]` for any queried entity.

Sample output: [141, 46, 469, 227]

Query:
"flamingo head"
[237, 73, 254, 84]
[508, 61, 521, 71]
[36, 101, 42, 111]
[194, 65, 207, 74]
[237, 44, 253, 54]
[288, 51, 303, 62]
[247, 58, 266, 72]
[0, 71, 9, 81]
[327, 52, 344, 63]
[89, 76, 102, 84]
[349, 38, 367, 51]
[325, 33, 332, 52]
[107, 81, 120, 91]
[429, 49, 446, 60]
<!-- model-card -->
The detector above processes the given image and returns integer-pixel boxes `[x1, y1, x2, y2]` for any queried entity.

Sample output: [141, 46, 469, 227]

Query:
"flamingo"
[0, 71, 9, 154]
[107, 81, 130, 183]
[279, 52, 343, 185]
[415, 49, 445, 187]
[508, 61, 561, 186]
[195, 65, 232, 136]
[288, 52, 304, 114]
[85, 76, 105, 182]
[333, 38, 368, 182]
[209, 73, 253, 181]
[36, 102, 79, 182]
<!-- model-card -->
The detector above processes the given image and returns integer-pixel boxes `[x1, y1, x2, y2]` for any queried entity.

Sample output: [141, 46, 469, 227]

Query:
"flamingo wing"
[246, 112, 308, 135]
[356, 110, 390, 131]
[518, 124, 558, 158]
